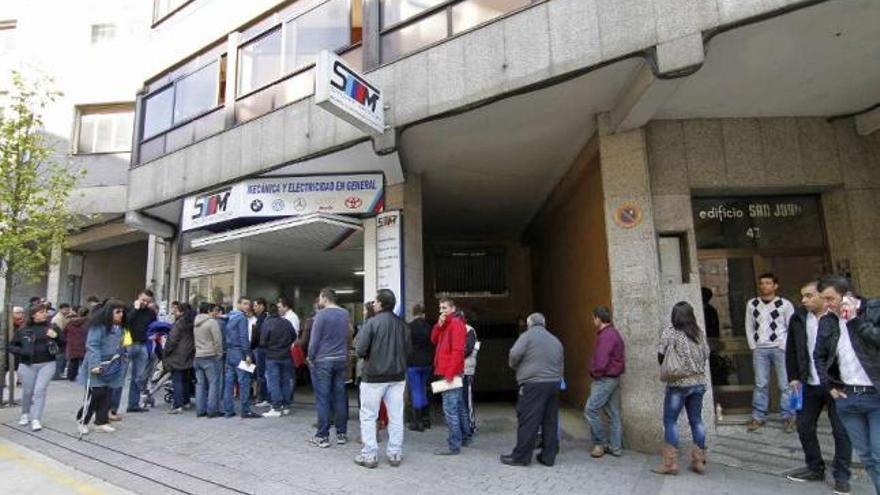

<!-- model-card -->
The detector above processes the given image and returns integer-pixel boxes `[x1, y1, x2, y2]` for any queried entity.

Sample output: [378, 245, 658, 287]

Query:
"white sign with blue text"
[376, 210, 404, 316]
[182, 173, 384, 231]
[315, 50, 385, 135]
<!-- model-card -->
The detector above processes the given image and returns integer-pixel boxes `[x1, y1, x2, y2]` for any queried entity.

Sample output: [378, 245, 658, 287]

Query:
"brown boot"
[690, 446, 706, 474]
[651, 444, 679, 475]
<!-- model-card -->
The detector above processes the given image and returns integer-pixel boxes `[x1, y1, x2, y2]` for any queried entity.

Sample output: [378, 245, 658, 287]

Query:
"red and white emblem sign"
[345, 196, 363, 209]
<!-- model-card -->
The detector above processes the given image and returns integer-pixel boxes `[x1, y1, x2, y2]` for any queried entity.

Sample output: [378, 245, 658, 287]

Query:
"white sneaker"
[262, 408, 282, 418]
[255, 401, 270, 408]
[77, 424, 90, 435]
[30, 420, 42, 431]
[18, 414, 28, 426]
[95, 424, 116, 433]
[281, 408, 291, 416]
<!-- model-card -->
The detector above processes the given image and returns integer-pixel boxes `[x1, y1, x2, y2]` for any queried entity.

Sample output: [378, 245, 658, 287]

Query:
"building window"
[180, 272, 234, 307]
[76, 105, 135, 154]
[0, 19, 15, 54]
[238, 28, 282, 96]
[90, 23, 116, 45]
[173, 61, 219, 124]
[284, 0, 354, 71]
[380, 0, 530, 63]
[435, 247, 508, 296]
[143, 57, 223, 139]
[153, 0, 195, 25]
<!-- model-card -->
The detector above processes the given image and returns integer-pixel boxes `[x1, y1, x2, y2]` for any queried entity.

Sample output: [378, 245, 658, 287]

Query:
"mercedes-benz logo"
[293, 197, 307, 212]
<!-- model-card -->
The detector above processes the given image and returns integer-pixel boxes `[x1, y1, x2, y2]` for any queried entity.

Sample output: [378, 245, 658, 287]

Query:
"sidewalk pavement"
[0, 380, 868, 495]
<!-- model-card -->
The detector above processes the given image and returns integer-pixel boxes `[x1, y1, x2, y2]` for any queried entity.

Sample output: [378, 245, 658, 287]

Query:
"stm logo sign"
[316, 50, 385, 135]
[331, 61, 380, 113]
[191, 189, 232, 221]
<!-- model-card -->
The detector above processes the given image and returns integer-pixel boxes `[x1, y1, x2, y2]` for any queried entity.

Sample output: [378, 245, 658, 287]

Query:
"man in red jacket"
[431, 297, 468, 455]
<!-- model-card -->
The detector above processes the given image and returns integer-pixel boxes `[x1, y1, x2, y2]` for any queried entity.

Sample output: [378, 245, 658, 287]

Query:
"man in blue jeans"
[124, 289, 156, 413]
[816, 275, 880, 495]
[745, 273, 796, 433]
[354, 290, 411, 468]
[260, 303, 295, 418]
[224, 297, 261, 419]
[308, 288, 352, 448]
[431, 297, 468, 455]
[584, 306, 626, 458]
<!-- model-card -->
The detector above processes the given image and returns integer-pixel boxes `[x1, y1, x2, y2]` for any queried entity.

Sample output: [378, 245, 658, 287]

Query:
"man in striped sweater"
[746, 273, 796, 433]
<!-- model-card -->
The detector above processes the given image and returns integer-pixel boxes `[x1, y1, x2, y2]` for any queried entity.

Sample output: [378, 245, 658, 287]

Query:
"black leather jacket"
[815, 298, 880, 392]
[785, 308, 813, 384]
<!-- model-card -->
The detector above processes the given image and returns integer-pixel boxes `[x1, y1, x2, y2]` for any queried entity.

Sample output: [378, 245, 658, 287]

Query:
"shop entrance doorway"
[693, 195, 828, 414]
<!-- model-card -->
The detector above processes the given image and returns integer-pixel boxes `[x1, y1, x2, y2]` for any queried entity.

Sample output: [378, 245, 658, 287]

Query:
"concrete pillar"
[234, 253, 248, 302]
[596, 114, 696, 452]
[363, 219, 378, 301]
[362, 0, 381, 70]
[45, 246, 63, 305]
[384, 174, 424, 320]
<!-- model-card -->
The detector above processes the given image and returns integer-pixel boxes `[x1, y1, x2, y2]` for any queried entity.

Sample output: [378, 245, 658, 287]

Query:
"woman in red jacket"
[431, 297, 468, 455]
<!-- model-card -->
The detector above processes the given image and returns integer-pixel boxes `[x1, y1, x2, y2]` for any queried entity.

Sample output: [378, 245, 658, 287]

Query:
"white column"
[363, 219, 377, 301]
[45, 246, 63, 305]
[234, 253, 248, 302]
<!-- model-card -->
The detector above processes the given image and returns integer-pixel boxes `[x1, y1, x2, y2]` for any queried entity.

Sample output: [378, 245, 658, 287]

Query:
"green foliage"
[0, 71, 81, 288]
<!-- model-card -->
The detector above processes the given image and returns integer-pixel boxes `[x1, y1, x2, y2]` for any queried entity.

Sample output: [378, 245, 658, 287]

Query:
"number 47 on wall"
[746, 227, 761, 239]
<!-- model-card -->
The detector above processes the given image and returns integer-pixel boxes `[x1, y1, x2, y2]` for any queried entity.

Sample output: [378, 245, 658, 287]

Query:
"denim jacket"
[82, 324, 125, 388]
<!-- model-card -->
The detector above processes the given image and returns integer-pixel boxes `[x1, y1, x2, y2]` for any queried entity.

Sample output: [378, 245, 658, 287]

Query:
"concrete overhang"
[131, 0, 829, 213]
[67, 219, 148, 252]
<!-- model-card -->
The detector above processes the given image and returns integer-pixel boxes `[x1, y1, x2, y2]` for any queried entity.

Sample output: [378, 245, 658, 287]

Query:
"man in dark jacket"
[124, 289, 156, 413]
[784, 281, 851, 491]
[353, 289, 411, 468]
[406, 305, 434, 431]
[816, 275, 880, 494]
[250, 298, 269, 406]
[584, 305, 625, 458]
[502, 312, 564, 467]
[260, 304, 295, 417]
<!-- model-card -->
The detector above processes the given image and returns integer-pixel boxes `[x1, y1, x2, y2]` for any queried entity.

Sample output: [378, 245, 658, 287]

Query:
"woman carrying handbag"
[653, 301, 710, 476]
[77, 299, 129, 434]
[9, 304, 64, 431]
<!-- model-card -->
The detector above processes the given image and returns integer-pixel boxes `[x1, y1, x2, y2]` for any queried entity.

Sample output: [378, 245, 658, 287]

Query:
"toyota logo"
[345, 197, 363, 209]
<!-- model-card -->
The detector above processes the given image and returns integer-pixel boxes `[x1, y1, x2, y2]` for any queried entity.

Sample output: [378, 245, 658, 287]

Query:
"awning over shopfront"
[191, 213, 364, 287]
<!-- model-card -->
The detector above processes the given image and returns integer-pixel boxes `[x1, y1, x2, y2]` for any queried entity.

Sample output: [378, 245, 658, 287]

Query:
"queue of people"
[6, 273, 879, 495]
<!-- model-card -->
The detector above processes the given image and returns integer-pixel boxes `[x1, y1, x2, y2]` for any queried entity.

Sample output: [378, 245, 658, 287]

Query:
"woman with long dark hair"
[652, 301, 710, 476]
[164, 302, 196, 414]
[78, 299, 128, 434]
[9, 304, 64, 431]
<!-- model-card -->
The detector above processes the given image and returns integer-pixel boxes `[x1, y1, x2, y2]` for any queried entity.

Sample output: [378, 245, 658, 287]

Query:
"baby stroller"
[142, 321, 172, 408]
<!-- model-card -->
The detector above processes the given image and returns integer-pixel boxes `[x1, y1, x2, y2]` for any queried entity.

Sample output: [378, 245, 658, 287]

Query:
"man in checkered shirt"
[745, 273, 796, 433]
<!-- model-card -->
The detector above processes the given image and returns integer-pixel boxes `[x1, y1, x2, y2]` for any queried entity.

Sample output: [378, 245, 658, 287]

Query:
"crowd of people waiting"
[4, 272, 879, 491]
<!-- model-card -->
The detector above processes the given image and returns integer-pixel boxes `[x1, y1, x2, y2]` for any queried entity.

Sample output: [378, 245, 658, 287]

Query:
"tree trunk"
[2, 270, 13, 405]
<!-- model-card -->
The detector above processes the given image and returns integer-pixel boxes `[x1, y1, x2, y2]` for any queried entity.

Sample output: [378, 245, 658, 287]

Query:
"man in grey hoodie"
[194, 302, 223, 417]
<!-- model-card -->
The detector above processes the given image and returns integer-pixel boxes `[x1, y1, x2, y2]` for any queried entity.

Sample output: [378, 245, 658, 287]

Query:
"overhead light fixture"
[353, 270, 365, 276]
[333, 288, 357, 295]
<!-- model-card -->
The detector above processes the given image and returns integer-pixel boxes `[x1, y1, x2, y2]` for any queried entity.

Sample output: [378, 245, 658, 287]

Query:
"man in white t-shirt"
[277, 297, 300, 338]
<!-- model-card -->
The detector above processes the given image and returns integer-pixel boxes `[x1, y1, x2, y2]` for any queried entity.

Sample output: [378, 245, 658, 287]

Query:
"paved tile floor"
[0, 380, 869, 495]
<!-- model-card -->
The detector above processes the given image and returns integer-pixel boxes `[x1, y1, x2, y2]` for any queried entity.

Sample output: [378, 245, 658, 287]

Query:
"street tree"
[0, 71, 81, 385]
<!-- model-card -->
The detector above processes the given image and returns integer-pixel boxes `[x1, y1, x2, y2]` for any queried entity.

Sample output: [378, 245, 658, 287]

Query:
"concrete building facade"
[0, 1, 155, 309]
[122, 0, 880, 452]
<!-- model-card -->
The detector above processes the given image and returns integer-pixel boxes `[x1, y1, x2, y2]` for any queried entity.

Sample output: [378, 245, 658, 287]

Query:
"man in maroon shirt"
[584, 306, 626, 458]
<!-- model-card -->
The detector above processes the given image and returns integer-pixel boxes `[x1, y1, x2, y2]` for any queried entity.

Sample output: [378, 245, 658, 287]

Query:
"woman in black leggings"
[78, 299, 128, 434]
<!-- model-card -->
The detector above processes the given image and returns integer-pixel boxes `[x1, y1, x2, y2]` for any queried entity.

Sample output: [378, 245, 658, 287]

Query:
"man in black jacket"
[815, 275, 880, 495]
[354, 289, 411, 469]
[260, 304, 295, 418]
[123, 289, 156, 413]
[406, 305, 434, 431]
[784, 281, 851, 491]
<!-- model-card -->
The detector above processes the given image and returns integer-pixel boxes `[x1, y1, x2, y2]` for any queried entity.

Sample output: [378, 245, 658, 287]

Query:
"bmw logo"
[272, 199, 285, 212]
[250, 199, 263, 212]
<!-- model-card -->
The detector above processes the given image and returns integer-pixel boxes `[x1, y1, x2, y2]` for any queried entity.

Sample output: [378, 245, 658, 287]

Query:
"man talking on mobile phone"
[431, 297, 468, 456]
[815, 275, 880, 495]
